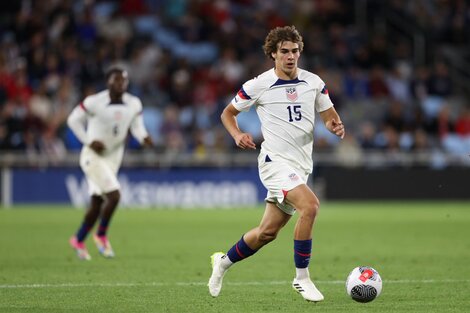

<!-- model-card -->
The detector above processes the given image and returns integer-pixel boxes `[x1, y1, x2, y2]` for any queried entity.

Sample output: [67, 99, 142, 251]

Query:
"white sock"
[295, 267, 310, 280]
[220, 254, 233, 270]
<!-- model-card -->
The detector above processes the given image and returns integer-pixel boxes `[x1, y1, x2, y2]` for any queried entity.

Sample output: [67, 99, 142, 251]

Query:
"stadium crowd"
[1, 0, 469, 166]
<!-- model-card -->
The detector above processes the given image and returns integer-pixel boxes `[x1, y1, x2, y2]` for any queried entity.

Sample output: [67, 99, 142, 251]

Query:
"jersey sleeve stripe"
[237, 87, 251, 100]
[79, 102, 88, 112]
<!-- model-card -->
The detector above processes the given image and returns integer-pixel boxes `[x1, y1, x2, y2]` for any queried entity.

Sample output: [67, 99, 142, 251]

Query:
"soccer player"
[208, 26, 345, 302]
[67, 66, 153, 260]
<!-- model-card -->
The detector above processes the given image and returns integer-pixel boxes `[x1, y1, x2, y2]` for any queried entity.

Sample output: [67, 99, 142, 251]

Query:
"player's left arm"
[130, 114, 153, 148]
[319, 106, 345, 139]
[141, 136, 153, 148]
[128, 97, 153, 148]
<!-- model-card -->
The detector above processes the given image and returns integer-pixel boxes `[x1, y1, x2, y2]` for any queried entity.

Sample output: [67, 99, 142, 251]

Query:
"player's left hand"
[143, 136, 154, 148]
[329, 119, 345, 139]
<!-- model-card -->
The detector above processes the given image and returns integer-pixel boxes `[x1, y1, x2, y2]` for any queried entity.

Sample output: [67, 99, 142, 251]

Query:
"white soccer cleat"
[208, 252, 228, 297]
[93, 234, 115, 258]
[292, 278, 324, 302]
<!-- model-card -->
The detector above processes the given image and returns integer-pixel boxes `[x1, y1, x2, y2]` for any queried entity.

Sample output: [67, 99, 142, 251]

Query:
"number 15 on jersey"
[287, 105, 302, 122]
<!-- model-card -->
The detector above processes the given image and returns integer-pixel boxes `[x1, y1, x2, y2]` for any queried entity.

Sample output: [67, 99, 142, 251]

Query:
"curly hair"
[263, 26, 304, 60]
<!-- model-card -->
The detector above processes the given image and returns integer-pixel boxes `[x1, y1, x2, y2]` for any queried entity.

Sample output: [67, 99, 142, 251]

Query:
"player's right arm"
[222, 76, 266, 150]
[221, 103, 256, 150]
[67, 102, 105, 154]
[67, 103, 90, 146]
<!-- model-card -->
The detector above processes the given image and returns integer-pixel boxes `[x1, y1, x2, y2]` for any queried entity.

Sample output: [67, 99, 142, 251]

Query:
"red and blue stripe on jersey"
[237, 87, 251, 100]
[79, 102, 88, 112]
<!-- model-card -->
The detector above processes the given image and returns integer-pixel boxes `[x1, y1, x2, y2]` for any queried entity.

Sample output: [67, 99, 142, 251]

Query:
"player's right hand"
[234, 133, 256, 150]
[89, 140, 105, 154]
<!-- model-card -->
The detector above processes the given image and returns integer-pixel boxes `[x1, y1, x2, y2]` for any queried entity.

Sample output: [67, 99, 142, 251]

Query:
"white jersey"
[67, 90, 149, 167]
[231, 68, 334, 173]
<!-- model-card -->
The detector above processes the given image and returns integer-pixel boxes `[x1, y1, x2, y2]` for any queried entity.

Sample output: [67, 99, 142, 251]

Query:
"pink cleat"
[69, 236, 91, 261]
[93, 234, 115, 258]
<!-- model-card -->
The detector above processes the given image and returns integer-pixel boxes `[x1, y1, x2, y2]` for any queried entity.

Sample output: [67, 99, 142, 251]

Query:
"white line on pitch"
[1, 279, 469, 289]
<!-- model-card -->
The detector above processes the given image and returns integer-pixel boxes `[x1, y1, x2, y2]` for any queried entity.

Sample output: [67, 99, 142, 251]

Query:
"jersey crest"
[286, 87, 298, 102]
[114, 111, 123, 120]
[288, 173, 299, 181]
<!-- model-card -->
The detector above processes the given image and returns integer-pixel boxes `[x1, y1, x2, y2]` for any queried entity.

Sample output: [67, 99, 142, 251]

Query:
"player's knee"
[299, 197, 320, 220]
[106, 190, 121, 206]
[91, 195, 103, 202]
[257, 229, 278, 244]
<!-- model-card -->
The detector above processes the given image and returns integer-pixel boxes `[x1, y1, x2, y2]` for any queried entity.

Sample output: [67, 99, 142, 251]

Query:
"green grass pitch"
[1, 201, 469, 312]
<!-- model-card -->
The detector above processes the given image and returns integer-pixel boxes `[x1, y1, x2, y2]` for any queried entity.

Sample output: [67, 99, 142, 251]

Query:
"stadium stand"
[1, 0, 469, 168]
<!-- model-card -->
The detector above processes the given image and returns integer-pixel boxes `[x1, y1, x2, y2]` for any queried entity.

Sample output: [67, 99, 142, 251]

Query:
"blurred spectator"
[385, 63, 412, 104]
[454, 107, 470, 137]
[334, 133, 363, 167]
[410, 66, 430, 101]
[343, 66, 369, 99]
[435, 105, 454, 140]
[357, 121, 377, 150]
[411, 128, 431, 152]
[29, 81, 52, 122]
[427, 62, 453, 97]
[368, 66, 389, 98]
[39, 126, 67, 165]
[0, 123, 8, 149]
[383, 100, 407, 133]
[368, 34, 392, 69]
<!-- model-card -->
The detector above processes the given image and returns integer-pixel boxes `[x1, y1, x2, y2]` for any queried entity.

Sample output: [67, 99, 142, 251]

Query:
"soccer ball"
[345, 266, 382, 303]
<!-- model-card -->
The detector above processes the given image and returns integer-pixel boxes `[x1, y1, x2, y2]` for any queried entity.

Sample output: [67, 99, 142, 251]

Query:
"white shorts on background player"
[258, 152, 309, 216]
[80, 146, 120, 196]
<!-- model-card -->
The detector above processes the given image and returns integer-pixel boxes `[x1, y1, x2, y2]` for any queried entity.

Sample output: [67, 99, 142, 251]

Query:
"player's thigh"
[258, 201, 292, 234]
[259, 161, 308, 214]
[285, 184, 319, 213]
[80, 156, 120, 193]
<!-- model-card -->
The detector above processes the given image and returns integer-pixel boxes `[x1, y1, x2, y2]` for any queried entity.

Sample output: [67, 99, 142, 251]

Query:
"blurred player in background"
[209, 26, 345, 302]
[67, 66, 153, 260]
